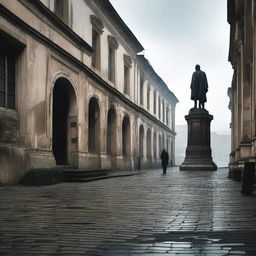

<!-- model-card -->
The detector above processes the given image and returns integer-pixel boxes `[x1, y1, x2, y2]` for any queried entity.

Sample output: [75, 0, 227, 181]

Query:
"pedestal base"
[180, 158, 217, 171]
[179, 108, 217, 171]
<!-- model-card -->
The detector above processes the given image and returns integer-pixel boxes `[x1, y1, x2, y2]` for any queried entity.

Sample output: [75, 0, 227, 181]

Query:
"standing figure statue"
[190, 64, 208, 109]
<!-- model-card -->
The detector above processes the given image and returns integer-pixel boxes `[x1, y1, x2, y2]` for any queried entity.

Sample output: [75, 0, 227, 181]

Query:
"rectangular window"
[54, 0, 63, 18]
[153, 91, 156, 114]
[92, 29, 100, 69]
[108, 46, 115, 82]
[0, 50, 16, 110]
[166, 106, 169, 126]
[147, 85, 150, 110]
[162, 100, 165, 123]
[54, 0, 69, 24]
[124, 64, 130, 94]
[108, 36, 118, 82]
[140, 77, 144, 105]
[158, 96, 161, 119]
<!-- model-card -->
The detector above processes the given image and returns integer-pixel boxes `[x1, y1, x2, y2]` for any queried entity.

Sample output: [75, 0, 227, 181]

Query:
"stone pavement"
[0, 168, 256, 255]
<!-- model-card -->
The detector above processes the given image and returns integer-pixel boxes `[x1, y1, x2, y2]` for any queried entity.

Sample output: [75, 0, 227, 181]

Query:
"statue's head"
[195, 64, 200, 71]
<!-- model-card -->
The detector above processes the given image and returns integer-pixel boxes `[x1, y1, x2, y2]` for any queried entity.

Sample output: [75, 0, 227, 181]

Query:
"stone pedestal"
[180, 108, 217, 171]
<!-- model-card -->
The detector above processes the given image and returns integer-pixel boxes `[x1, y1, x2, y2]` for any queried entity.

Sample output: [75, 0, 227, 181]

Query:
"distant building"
[175, 125, 230, 167]
[211, 132, 231, 167]
[175, 125, 187, 165]
[227, 0, 255, 177]
[0, 0, 178, 184]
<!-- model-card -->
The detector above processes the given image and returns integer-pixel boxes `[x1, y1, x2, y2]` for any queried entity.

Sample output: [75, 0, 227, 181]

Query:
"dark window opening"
[166, 107, 169, 126]
[88, 98, 100, 153]
[147, 129, 151, 158]
[158, 96, 161, 119]
[124, 65, 129, 94]
[54, 0, 64, 18]
[53, 82, 69, 165]
[92, 29, 100, 69]
[108, 47, 115, 82]
[140, 77, 144, 105]
[122, 116, 131, 156]
[153, 91, 156, 114]
[162, 100, 165, 123]
[107, 108, 116, 155]
[0, 50, 16, 110]
[147, 86, 150, 110]
[139, 125, 144, 157]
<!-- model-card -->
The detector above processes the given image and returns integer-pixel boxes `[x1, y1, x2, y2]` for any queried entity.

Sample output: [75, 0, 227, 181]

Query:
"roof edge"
[95, 0, 144, 53]
[138, 55, 179, 104]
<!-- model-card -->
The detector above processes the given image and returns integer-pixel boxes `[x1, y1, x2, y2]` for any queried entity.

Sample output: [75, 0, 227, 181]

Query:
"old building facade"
[227, 0, 256, 177]
[0, 0, 178, 184]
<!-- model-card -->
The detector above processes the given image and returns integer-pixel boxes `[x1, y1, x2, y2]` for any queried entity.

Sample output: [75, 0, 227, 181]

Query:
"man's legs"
[163, 165, 167, 174]
[199, 101, 205, 109]
[194, 100, 197, 108]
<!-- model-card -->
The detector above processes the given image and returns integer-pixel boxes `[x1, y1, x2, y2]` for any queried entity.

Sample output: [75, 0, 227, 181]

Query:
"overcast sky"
[110, 0, 233, 134]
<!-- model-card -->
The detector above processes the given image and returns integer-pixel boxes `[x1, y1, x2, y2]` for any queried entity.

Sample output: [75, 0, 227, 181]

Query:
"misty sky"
[110, 0, 233, 134]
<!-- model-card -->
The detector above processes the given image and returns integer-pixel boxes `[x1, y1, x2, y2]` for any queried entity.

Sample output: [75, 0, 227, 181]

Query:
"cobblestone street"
[0, 168, 256, 255]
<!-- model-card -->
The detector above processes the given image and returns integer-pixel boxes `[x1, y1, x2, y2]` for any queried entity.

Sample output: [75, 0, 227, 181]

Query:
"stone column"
[180, 108, 217, 171]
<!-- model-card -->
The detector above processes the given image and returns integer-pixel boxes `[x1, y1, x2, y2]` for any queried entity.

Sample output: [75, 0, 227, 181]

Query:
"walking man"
[161, 149, 169, 174]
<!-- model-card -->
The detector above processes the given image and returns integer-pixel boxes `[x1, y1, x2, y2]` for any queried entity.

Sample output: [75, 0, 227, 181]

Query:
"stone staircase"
[63, 169, 110, 182]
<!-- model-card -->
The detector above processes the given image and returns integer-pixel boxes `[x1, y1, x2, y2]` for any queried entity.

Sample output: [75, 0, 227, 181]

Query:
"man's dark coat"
[161, 150, 169, 167]
[190, 70, 208, 103]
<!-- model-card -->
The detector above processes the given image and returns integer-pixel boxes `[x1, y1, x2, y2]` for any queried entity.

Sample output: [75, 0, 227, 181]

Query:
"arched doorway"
[159, 134, 162, 156]
[139, 125, 144, 158]
[52, 77, 77, 165]
[107, 107, 116, 155]
[122, 116, 131, 156]
[88, 97, 100, 153]
[147, 128, 152, 159]
[153, 131, 157, 159]
[171, 140, 174, 166]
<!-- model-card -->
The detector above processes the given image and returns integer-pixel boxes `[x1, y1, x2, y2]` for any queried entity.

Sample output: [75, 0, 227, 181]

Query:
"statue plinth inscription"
[180, 108, 217, 171]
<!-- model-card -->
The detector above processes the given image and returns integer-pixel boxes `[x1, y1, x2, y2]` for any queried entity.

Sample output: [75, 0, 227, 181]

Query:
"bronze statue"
[190, 64, 208, 109]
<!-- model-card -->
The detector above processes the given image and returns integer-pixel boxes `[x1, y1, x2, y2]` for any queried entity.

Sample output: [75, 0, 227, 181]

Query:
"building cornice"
[90, 15, 104, 34]
[18, 0, 93, 55]
[92, 0, 144, 54]
[0, 3, 175, 135]
[137, 55, 179, 105]
[108, 35, 119, 50]
[123, 54, 132, 68]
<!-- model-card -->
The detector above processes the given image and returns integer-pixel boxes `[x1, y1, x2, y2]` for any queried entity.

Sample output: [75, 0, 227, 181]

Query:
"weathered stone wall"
[0, 0, 177, 184]
[227, 0, 256, 177]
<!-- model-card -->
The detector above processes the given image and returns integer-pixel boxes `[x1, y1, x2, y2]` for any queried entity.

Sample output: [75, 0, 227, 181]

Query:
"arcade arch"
[88, 97, 100, 153]
[52, 77, 77, 165]
[139, 125, 144, 158]
[122, 115, 131, 156]
[107, 107, 117, 155]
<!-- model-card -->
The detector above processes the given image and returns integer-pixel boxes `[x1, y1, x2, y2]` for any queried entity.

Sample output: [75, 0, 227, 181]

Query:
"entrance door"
[52, 78, 77, 165]
[53, 82, 69, 164]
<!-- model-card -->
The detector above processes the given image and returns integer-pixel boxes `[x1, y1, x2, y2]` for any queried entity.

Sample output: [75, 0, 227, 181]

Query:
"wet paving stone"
[0, 168, 256, 255]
